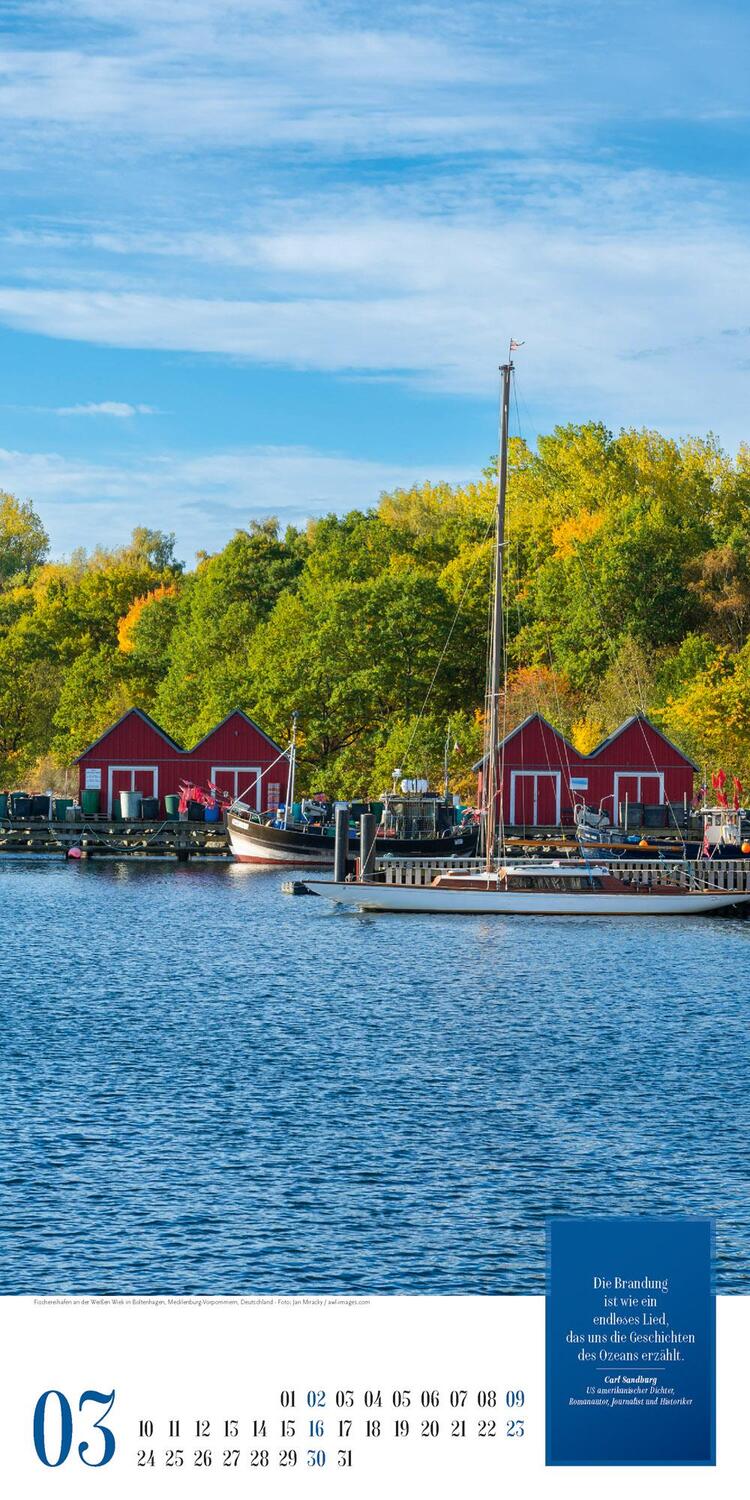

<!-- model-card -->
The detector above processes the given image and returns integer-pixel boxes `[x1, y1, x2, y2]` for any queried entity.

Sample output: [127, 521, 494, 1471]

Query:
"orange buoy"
[638, 838, 649, 848]
[742, 841, 750, 855]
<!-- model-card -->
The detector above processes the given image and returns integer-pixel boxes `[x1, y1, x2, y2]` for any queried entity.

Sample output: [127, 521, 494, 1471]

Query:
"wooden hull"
[303, 880, 750, 916]
[227, 813, 478, 866]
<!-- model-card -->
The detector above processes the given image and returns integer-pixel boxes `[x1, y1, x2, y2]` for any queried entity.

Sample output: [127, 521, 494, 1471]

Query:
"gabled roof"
[588, 712, 699, 771]
[188, 709, 284, 756]
[74, 707, 184, 761]
[473, 712, 579, 771]
[473, 709, 699, 773]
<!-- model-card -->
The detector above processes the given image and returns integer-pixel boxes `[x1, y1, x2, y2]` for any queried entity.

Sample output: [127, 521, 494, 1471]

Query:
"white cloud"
[0, 442, 474, 559]
[1, 0, 749, 461]
[53, 400, 157, 417]
[1, 210, 750, 441]
[0, 6, 535, 156]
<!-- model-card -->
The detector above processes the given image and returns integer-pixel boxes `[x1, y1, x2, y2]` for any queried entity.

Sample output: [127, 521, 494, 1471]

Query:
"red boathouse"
[476, 713, 697, 829]
[75, 709, 288, 816]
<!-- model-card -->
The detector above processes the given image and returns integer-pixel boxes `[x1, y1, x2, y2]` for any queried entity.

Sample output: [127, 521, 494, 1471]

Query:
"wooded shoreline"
[3, 420, 750, 798]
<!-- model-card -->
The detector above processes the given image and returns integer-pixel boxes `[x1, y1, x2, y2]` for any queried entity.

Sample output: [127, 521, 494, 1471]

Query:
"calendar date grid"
[133, 1385, 528, 1472]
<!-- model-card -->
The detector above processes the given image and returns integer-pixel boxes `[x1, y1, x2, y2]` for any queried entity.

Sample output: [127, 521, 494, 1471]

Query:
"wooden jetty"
[376, 854, 750, 895]
[0, 817, 230, 860]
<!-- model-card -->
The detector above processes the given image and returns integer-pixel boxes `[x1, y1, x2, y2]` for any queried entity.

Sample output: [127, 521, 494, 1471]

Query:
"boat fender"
[67, 846, 82, 860]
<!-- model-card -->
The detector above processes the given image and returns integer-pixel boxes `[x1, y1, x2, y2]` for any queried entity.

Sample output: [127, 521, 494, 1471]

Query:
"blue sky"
[1, 0, 749, 560]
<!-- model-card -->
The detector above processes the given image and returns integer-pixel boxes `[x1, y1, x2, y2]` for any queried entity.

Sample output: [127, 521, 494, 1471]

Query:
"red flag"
[733, 777, 743, 810]
[712, 769, 726, 791]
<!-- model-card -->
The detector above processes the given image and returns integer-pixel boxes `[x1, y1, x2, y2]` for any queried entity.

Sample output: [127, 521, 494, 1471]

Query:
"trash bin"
[54, 798, 73, 821]
[141, 796, 159, 820]
[0, 793, 8, 819]
[625, 801, 644, 829]
[10, 793, 32, 818]
[81, 789, 101, 817]
[665, 802, 686, 831]
[120, 790, 142, 819]
[32, 794, 51, 817]
[164, 794, 180, 820]
[643, 804, 667, 829]
[204, 803, 221, 823]
[188, 801, 205, 822]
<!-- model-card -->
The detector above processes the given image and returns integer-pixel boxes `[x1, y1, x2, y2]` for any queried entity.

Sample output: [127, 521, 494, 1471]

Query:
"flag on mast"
[509, 339, 524, 350]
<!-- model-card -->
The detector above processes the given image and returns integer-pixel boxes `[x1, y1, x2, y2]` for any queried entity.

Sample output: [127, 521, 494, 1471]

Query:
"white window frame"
[211, 765, 262, 809]
[107, 764, 159, 816]
[510, 769, 561, 826]
[613, 770, 665, 807]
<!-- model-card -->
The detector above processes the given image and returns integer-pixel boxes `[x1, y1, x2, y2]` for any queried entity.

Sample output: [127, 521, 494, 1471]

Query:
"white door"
[510, 770, 561, 826]
[613, 771, 664, 809]
[107, 765, 158, 815]
[211, 765, 262, 809]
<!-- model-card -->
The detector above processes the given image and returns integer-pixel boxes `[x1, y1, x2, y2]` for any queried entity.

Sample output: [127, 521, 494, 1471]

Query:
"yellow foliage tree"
[118, 584, 176, 653]
[570, 717, 605, 754]
[551, 509, 605, 559]
[659, 646, 750, 784]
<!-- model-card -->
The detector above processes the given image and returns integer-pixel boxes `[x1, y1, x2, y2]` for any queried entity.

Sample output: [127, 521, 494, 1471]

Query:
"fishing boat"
[227, 791, 477, 865]
[304, 356, 750, 918]
[573, 800, 750, 860]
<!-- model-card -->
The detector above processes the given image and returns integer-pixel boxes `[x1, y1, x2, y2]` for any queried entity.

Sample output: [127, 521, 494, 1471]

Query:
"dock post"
[334, 803, 349, 882]
[359, 811, 377, 881]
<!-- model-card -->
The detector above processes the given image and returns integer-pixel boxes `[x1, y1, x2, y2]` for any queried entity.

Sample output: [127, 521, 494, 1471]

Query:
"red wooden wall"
[75, 709, 289, 816]
[477, 713, 696, 827]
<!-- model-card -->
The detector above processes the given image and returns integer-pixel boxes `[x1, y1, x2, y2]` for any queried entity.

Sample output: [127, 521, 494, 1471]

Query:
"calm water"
[1, 858, 749, 1295]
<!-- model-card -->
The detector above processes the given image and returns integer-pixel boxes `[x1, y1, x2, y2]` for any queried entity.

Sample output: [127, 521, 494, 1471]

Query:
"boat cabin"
[701, 806, 743, 848]
[380, 780, 463, 840]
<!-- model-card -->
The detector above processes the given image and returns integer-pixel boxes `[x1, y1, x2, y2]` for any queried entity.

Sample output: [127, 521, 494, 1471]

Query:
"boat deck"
[379, 855, 750, 895]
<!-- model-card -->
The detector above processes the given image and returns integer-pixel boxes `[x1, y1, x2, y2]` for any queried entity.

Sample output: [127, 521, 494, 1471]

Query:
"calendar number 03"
[33, 1389, 116, 1468]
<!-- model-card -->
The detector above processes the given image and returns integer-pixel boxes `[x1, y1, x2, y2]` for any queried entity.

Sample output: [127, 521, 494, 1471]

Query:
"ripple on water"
[0, 859, 749, 1293]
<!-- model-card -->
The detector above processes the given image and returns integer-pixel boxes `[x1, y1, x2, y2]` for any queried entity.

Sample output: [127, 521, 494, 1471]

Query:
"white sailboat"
[305, 359, 750, 917]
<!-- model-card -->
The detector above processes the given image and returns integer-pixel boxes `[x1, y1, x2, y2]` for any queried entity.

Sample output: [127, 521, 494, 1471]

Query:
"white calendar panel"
[1, 1296, 747, 1497]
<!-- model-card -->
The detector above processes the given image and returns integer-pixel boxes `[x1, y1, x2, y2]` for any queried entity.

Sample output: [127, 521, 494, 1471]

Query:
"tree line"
[3, 420, 750, 798]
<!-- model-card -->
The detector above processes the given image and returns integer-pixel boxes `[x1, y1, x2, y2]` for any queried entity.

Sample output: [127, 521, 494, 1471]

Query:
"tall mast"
[484, 360, 512, 870]
[284, 710, 299, 829]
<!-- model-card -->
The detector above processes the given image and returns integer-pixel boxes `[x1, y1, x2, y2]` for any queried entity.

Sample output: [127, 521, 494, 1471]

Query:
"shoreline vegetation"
[3, 421, 750, 799]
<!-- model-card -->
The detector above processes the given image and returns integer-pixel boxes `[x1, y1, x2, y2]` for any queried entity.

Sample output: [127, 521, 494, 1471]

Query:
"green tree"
[246, 561, 480, 794]
[155, 520, 306, 744]
[0, 627, 57, 784]
[0, 493, 49, 588]
[51, 647, 136, 764]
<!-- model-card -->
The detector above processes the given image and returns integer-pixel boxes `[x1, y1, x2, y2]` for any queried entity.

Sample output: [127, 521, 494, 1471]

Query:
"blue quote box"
[546, 1218, 715, 1466]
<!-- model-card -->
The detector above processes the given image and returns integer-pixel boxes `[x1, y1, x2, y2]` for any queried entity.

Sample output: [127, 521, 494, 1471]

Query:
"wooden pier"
[377, 855, 750, 895]
[0, 818, 230, 860]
